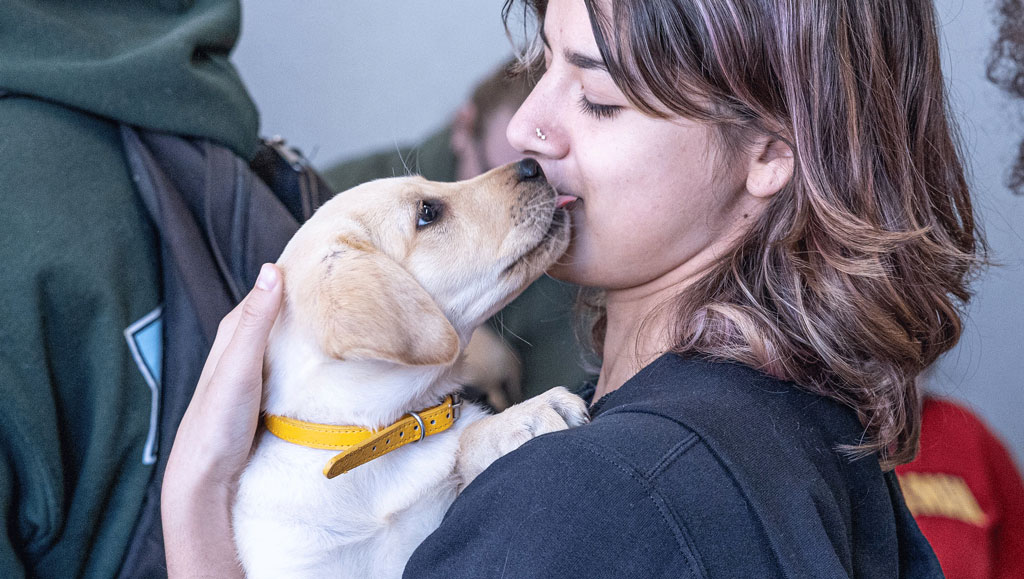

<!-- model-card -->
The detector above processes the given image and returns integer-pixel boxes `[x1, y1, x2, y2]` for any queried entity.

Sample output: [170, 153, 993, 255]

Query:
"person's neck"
[591, 195, 769, 401]
[593, 272, 690, 401]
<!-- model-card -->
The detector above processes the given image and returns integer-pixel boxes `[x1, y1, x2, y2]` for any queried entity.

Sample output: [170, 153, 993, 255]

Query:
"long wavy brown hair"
[504, 0, 984, 468]
[989, 0, 1024, 195]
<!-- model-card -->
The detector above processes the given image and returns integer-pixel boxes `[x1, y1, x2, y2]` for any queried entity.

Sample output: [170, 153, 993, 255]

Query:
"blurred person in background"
[990, 0, 1024, 198]
[894, 374, 1024, 578]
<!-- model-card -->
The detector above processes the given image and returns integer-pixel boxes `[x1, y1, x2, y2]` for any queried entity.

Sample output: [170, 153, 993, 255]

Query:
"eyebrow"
[539, 26, 609, 72]
[565, 50, 608, 72]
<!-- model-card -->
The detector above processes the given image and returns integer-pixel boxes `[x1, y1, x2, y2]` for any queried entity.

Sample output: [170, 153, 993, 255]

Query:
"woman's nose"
[506, 85, 566, 159]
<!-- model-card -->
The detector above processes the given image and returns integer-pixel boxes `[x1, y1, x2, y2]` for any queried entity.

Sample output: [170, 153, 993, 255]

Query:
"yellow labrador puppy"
[233, 160, 588, 578]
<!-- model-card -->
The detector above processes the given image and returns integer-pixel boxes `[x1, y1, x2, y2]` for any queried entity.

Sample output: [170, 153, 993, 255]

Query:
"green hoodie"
[0, 1, 258, 577]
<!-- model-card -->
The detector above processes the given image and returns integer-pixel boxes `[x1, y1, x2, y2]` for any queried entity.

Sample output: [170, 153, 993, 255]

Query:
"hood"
[0, 0, 260, 159]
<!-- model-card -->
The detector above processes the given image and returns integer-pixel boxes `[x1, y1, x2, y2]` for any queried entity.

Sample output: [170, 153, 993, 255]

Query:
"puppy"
[233, 160, 588, 578]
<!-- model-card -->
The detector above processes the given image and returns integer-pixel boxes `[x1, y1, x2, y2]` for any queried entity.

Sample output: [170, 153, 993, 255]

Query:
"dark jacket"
[405, 354, 943, 578]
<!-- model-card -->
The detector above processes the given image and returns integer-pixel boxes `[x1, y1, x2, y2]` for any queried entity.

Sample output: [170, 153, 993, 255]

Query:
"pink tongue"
[555, 195, 579, 209]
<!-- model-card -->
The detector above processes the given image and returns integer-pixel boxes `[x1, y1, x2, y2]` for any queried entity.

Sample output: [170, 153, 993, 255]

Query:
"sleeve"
[402, 434, 701, 579]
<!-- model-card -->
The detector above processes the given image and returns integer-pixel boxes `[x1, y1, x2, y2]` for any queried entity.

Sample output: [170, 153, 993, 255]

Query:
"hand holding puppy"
[161, 264, 283, 579]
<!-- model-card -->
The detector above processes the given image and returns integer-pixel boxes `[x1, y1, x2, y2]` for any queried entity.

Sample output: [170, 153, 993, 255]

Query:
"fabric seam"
[556, 434, 709, 578]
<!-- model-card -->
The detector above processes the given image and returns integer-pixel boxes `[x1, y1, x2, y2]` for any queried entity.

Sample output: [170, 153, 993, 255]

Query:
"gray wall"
[234, 0, 1024, 462]
[233, 1, 515, 165]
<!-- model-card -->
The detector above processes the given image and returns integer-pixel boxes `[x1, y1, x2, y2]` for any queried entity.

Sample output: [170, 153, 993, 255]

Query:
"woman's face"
[507, 0, 764, 295]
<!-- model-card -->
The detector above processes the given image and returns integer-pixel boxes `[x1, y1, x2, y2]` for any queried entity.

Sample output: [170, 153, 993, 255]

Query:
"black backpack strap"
[116, 126, 331, 577]
[121, 127, 238, 341]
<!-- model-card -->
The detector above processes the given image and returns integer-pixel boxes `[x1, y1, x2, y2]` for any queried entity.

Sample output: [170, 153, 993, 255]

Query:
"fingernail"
[255, 264, 278, 291]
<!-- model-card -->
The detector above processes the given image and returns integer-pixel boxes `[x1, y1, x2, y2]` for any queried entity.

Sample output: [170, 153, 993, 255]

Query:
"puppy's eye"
[417, 200, 443, 228]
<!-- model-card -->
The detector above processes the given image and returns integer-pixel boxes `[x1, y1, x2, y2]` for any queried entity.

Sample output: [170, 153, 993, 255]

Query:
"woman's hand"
[161, 264, 284, 578]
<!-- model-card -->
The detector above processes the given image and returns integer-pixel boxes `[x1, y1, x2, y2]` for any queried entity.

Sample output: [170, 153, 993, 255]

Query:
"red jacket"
[896, 397, 1024, 578]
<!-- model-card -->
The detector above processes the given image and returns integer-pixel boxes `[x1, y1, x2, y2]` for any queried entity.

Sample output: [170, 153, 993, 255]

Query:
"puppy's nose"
[516, 158, 545, 182]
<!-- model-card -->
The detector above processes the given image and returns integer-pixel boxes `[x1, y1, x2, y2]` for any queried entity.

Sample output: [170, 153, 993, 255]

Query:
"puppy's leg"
[455, 386, 589, 488]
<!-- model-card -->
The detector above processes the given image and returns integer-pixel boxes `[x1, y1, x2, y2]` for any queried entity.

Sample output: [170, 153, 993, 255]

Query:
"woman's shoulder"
[593, 355, 887, 501]
[569, 354, 928, 576]
[582, 355, 865, 472]
[406, 356, 940, 578]
[528, 354, 877, 497]
[409, 375, 836, 578]
[408, 383, 845, 579]
[405, 416, 763, 579]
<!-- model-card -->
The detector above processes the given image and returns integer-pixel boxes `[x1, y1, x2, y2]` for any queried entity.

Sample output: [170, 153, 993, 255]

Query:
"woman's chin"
[544, 261, 576, 283]
[545, 254, 594, 287]
[545, 244, 625, 289]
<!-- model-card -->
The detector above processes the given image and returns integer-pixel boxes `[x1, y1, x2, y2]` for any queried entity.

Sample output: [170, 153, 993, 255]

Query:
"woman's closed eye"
[577, 94, 621, 120]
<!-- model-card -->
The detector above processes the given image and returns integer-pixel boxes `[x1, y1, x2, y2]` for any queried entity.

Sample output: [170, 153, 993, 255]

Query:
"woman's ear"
[746, 136, 794, 199]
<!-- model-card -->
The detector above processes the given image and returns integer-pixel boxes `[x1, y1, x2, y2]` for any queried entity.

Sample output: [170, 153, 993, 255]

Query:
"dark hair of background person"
[989, 0, 1024, 195]
[503, 0, 986, 468]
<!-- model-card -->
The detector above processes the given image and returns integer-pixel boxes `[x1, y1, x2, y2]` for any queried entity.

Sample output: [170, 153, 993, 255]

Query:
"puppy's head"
[276, 159, 570, 369]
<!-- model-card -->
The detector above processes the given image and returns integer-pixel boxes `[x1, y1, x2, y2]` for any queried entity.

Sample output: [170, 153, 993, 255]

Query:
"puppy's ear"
[309, 242, 460, 366]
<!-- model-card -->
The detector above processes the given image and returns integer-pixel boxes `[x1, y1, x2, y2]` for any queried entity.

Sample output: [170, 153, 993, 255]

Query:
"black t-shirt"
[404, 354, 943, 578]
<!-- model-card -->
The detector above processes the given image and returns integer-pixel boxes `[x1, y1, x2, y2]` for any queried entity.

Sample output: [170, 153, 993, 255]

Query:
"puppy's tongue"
[555, 195, 579, 209]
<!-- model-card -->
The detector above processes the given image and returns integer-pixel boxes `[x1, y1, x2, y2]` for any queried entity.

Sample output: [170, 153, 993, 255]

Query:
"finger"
[206, 264, 283, 404]
[167, 265, 283, 488]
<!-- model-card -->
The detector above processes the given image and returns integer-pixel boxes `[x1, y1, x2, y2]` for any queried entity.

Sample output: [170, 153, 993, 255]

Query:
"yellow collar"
[263, 395, 462, 479]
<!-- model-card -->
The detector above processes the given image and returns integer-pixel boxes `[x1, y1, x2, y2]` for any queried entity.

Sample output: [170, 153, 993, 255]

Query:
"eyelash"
[577, 95, 621, 120]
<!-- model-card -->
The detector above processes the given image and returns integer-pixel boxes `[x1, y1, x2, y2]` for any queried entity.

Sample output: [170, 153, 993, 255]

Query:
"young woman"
[163, 0, 980, 576]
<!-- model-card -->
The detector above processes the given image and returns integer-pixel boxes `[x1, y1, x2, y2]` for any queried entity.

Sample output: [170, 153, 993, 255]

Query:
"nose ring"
[536, 127, 547, 141]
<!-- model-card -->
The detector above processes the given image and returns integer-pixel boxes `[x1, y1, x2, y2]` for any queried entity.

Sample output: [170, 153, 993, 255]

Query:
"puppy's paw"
[524, 386, 590, 428]
[455, 386, 589, 488]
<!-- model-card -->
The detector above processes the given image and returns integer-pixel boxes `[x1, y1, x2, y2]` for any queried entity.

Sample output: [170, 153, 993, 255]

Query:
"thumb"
[233, 263, 284, 344]
[194, 264, 284, 394]
[208, 263, 284, 398]
[169, 263, 285, 488]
